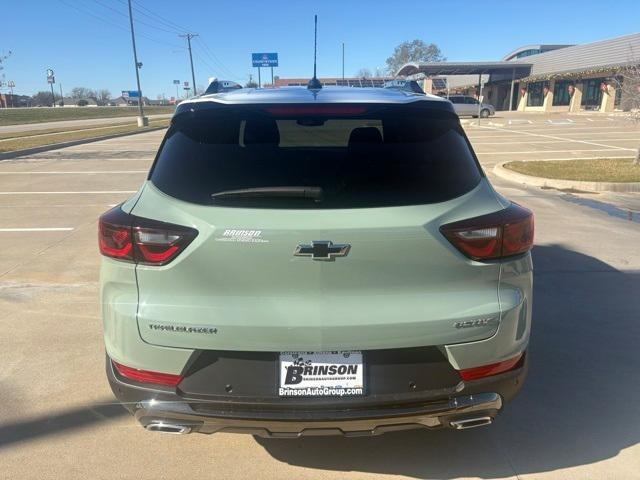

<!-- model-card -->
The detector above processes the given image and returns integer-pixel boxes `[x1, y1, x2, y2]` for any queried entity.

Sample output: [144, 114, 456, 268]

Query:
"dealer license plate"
[279, 351, 364, 397]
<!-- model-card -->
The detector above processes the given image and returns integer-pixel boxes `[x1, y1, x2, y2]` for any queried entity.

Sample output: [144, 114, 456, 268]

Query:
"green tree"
[385, 40, 445, 75]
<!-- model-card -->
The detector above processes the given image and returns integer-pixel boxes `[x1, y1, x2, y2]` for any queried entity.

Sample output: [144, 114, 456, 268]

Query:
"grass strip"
[0, 119, 169, 153]
[504, 158, 640, 182]
[0, 106, 174, 126]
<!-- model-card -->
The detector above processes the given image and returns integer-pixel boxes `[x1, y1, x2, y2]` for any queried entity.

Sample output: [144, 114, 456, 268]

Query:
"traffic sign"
[173, 80, 180, 85]
[252, 53, 278, 68]
[122, 90, 140, 98]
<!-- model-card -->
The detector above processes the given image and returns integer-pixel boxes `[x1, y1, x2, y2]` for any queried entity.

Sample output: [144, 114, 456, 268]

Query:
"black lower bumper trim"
[134, 392, 502, 437]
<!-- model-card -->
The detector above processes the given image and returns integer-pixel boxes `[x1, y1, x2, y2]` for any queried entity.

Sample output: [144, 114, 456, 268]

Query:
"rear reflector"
[458, 353, 524, 381]
[98, 206, 197, 266]
[440, 203, 534, 261]
[112, 360, 183, 387]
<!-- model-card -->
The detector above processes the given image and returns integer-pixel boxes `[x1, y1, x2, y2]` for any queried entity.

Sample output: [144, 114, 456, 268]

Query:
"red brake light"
[440, 203, 534, 261]
[99, 206, 197, 266]
[263, 105, 368, 116]
[112, 360, 183, 387]
[458, 353, 524, 381]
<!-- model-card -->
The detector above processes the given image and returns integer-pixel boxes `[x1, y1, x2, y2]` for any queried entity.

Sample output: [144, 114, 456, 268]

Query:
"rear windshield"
[150, 104, 482, 208]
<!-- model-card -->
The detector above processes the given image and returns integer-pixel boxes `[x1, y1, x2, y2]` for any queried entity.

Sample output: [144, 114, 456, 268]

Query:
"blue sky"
[2, 0, 640, 99]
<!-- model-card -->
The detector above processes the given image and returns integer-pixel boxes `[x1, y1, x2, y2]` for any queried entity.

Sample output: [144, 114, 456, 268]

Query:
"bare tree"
[70, 87, 96, 99]
[32, 91, 57, 106]
[356, 68, 372, 79]
[614, 63, 640, 164]
[96, 89, 111, 106]
[385, 40, 445, 75]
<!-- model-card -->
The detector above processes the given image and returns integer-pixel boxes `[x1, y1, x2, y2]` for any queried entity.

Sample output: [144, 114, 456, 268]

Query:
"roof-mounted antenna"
[307, 15, 322, 90]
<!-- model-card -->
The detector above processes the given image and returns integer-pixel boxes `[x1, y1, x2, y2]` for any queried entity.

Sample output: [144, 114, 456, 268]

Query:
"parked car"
[99, 85, 533, 437]
[448, 95, 495, 118]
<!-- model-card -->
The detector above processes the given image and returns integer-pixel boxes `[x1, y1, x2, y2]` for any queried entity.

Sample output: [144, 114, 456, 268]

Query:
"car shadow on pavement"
[256, 244, 640, 479]
[0, 400, 128, 450]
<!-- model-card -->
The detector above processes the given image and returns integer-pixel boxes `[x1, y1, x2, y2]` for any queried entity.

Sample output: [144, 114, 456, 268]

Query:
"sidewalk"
[0, 113, 172, 134]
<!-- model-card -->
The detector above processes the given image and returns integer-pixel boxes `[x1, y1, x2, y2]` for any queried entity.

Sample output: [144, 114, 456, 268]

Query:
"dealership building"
[397, 32, 640, 113]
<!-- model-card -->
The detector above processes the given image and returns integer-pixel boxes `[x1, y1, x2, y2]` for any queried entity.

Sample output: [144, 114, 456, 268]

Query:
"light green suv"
[99, 85, 533, 437]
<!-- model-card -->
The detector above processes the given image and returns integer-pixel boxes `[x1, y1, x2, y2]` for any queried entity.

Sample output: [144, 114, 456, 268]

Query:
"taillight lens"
[112, 360, 183, 387]
[458, 352, 524, 381]
[440, 203, 534, 261]
[98, 206, 197, 266]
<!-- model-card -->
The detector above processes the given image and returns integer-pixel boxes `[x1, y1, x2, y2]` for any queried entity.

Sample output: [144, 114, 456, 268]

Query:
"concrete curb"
[493, 161, 640, 193]
[0, 125, 167, 161]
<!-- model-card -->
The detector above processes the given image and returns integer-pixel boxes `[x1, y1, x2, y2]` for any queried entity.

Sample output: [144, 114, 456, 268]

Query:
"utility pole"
[49, 81, 56, 107]
[179, 33, 199, 96]
[59, 83, 64, 107]
[127, 0, 148, 126]
[8, 81, 15, 108]
[342, 42, 345, 81]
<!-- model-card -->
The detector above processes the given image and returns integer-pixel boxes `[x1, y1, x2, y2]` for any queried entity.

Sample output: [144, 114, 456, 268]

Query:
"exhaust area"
[449, 416, 493, 430]
[145, 421, 192, 435]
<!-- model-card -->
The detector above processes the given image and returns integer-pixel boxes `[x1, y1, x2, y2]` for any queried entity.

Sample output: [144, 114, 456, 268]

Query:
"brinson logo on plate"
[215, 229, 268, 243]
[279, 351, 364, 397]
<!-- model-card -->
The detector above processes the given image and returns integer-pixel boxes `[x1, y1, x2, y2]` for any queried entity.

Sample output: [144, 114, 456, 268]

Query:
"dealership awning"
[396, 61, 532, 77]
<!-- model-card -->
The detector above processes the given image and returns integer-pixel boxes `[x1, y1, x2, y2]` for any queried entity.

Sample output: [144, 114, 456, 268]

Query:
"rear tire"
[480, 109, 491, 118]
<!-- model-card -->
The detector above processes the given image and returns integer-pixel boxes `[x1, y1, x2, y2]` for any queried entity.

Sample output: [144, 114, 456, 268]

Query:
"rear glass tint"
[150, 104, 482, 208]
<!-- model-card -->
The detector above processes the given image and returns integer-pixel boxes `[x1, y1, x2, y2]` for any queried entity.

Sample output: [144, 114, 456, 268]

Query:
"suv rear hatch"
[131, 102, 505, 351]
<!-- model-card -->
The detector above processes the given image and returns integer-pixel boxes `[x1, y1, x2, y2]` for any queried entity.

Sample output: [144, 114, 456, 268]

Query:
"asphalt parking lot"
[0, 113, 639, 479]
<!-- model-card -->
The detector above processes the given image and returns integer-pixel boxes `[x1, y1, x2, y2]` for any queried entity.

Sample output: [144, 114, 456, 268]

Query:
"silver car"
[448, 95, 495, 118]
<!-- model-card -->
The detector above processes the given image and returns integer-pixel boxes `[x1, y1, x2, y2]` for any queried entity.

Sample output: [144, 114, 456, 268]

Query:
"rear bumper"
[106, 353, 527, 437]
[134, 392, 502, 437]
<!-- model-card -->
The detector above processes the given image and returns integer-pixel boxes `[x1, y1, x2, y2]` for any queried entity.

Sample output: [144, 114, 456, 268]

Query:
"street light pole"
[127, 0, 148, 126]
[179, 33, 199, 96]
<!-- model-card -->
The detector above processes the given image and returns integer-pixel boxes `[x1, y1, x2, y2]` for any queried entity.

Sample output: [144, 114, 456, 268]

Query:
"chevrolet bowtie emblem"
[294, 240, 351, 261]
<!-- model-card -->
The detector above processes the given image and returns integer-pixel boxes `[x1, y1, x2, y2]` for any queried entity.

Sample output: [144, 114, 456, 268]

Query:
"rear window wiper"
[211, 186, 323, 202]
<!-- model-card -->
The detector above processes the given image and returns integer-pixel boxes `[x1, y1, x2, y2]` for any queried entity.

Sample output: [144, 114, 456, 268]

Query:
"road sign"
[173, 80, 180, 85]
[252, 53, 278, 68]
[46, 69, 55, 84]
[122, 90, 140, 99]
[183, 81, 189, 87]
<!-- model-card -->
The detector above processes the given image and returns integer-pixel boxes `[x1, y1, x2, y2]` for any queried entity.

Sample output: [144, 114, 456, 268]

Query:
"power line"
[195, 36, 241, 81]
[58, 0, 183, 49]
[90, 0, 182, 35]
[130, 1, 191, 34]
[112, 0, 191, 34]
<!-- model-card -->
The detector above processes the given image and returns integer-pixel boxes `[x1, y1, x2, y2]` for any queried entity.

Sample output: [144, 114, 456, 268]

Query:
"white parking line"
[472, 138, 640, 145]
[0, 190, 137, 195]
[475, 148, 632, 155]
[0, 227, 74, 232]
[0, 170, 147, 175]
[477, 125, 635, 152]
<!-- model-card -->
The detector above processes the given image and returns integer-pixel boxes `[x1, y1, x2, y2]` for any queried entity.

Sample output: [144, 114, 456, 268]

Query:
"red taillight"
[112, 360, 183, 387]
[98, 206, 197, 266]
[440, 203, 534, 261]
[98, 219, 133, 261]
[458, 353, 524, 381]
